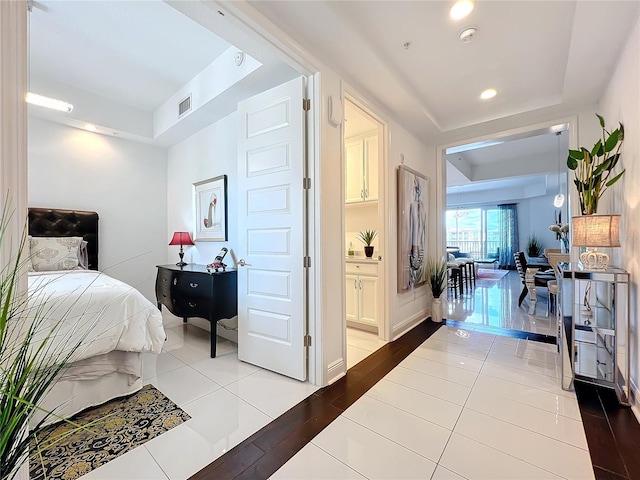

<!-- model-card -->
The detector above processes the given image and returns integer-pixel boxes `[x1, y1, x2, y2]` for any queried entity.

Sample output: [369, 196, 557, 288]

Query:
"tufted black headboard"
[28, 208, 99, 270]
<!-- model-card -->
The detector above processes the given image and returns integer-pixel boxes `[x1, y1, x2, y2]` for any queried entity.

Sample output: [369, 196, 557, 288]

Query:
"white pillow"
[30, 236, 83, 271]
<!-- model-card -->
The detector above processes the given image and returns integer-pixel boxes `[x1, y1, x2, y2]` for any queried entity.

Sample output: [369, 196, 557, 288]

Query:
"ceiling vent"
[178, 95, 192, 117]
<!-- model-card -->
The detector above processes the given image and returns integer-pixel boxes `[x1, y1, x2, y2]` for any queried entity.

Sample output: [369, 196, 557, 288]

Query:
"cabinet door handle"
[173, 279, 177, 286]
[361, 188, 364, 199]
[188, 302, 196, 308]
[189, 282, 198, 288]
[354, 279, 357, 289]
[359, 280, 362, 289]
[365, 188, 369, 198]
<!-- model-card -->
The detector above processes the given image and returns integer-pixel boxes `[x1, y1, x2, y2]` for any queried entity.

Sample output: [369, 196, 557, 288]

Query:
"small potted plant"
[357, 229, 378, 258]
[527, 234, 542, 258]
[427, 257, 448, 323]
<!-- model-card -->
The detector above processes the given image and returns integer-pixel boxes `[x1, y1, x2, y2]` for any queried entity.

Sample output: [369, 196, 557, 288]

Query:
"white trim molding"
[0, 0, 28, 290]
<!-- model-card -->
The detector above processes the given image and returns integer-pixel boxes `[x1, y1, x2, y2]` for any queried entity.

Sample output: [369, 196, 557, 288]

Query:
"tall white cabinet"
[345, 132, 378, 204]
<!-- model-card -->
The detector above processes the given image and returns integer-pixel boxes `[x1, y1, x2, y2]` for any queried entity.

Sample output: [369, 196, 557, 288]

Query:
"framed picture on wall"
[397, 165, 429, 292]
[193, 175, 227, 242]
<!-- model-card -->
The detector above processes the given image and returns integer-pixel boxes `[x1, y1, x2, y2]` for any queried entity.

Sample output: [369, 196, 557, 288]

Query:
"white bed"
[28, 270, 165, 424]
[26, 208, 165, 425]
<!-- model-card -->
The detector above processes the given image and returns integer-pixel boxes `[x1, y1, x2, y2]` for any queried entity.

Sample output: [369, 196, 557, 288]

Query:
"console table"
[559, 265, 630, 405]
[155, 264, 238, 358]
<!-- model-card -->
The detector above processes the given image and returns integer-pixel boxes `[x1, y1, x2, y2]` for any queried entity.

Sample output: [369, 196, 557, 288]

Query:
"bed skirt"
[32, 351, 143, 427]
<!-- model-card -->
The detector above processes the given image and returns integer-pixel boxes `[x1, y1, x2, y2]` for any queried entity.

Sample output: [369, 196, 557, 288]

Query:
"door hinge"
[304, 334, 312, 347]
[303, 177, 311, 189]
[303, 98, 311, 111]
[304, 256, 311, 268]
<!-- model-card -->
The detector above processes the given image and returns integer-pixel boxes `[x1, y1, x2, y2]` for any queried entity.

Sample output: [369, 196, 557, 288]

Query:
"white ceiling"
[27, 1, 639, 195]
[29, 1, 231, 111]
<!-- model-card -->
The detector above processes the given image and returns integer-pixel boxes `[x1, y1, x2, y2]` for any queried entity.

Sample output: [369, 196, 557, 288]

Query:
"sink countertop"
[345, 256, 378, 263]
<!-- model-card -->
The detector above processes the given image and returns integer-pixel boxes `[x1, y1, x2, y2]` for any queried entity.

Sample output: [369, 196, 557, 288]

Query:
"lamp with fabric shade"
[572, 214, 620, 270]
[169, 231, 195, 267]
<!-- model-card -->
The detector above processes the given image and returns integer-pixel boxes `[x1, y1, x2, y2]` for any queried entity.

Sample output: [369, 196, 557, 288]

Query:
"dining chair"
[514, 251, 555, 314]
[546, 253, 570, 314]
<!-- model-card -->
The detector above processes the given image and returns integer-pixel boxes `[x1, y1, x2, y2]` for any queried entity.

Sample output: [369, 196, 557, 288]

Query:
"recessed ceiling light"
[480, 88, 497, 100]
[84, 124, 97, 132]
[25, 92, 73, 113]
[450, 0, 474, 20]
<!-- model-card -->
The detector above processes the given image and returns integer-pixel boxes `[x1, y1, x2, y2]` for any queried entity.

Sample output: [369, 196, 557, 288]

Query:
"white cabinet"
[346, 262, 378, 331]
[345, 133, 378, 204]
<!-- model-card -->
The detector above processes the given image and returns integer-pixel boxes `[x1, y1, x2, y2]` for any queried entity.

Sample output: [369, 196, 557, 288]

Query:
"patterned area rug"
[476, 268, 509, 281]
[29, 384, 190, 480]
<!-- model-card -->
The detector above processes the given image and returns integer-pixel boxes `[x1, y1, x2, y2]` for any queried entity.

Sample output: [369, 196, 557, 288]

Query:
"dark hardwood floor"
[189, 319, 640, 480]
[574, 381, 640, 480]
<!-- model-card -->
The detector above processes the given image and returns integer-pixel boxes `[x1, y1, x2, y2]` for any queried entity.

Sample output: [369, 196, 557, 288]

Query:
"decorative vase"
[431, 297, 443, 323]
[364, 246, 374, 258]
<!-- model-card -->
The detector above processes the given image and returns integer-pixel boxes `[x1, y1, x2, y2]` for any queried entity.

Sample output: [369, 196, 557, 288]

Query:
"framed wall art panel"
[193, 175, 228, 242]
[397, 165, 429, 292]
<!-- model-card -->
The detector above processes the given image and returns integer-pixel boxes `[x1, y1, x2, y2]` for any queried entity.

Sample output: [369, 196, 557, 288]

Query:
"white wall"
[166, 112, 238, 340]
[387, 122, 435, 336]
[598, 16, 640, 419]
[345, 203, 379, 256]
[28, 117, 168, 301]
[518, 193, 568, 255]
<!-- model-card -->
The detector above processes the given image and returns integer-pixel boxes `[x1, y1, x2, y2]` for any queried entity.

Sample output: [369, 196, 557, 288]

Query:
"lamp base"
[579, 248, 610, 270]
[176, 249, 187, 267]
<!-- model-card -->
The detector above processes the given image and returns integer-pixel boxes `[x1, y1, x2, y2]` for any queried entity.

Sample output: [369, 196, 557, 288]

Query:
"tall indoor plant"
[0, 207, 86, 480]
[567, 114, 625, 215]
[427, 257, 448, 323]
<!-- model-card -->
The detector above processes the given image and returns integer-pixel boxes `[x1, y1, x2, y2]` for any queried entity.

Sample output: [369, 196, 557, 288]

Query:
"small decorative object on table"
[357, 229, 378, 258]
[206, 247, 229, 272]
[549, 222, 570, 253]
[427, 257, 448, 323]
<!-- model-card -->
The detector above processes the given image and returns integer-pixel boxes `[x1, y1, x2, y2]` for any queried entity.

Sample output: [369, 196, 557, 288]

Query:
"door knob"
[238, 259, 247, 267]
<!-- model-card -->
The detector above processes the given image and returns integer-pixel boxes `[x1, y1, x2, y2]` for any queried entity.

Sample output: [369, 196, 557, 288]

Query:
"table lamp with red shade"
[169, 231, 194, 267]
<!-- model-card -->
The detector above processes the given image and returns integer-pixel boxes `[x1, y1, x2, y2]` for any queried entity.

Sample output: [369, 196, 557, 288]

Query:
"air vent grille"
[178, 95, 192, 117]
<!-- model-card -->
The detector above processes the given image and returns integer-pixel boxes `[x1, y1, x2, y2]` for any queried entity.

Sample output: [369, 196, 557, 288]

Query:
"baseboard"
[326, 358, 346, 385]
[392, 310, 427, 340]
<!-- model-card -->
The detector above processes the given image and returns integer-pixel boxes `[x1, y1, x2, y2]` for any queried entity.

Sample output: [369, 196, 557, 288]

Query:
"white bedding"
[27, 270, 165, 362]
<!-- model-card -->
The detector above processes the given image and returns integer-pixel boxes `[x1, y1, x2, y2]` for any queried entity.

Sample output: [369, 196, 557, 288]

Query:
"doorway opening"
[343, 97, 387, 368]
[439, 119, 575, 334]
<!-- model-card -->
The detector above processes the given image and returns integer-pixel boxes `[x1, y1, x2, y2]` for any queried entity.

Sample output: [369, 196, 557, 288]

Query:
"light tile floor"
[273, 325, 593, 480]
[81, 308, 592, 479]
[447, 269, 557, 336]
[82, 313, 319, 480]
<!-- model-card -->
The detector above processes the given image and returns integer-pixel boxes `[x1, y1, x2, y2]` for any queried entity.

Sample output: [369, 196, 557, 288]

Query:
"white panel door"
[237, 77, 307, 381]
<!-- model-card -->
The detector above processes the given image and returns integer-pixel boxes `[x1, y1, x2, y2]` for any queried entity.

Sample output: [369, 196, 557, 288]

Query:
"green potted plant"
[357, 229, 378, 258]
[527, 234, 542, 258]
[427, 257, 448, 323]
[567, 114, 625, 215]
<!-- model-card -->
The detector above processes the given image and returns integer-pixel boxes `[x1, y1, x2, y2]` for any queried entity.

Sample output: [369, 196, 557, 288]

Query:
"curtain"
[498, 203, 518, 269]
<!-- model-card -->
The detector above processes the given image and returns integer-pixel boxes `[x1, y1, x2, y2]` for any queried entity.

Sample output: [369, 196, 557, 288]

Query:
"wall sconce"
[572, 214, 620, 270]
[169, 231, 195, 267]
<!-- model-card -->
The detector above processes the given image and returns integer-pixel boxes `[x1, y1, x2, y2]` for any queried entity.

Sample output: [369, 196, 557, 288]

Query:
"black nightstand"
[155, 264, 238, 358]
